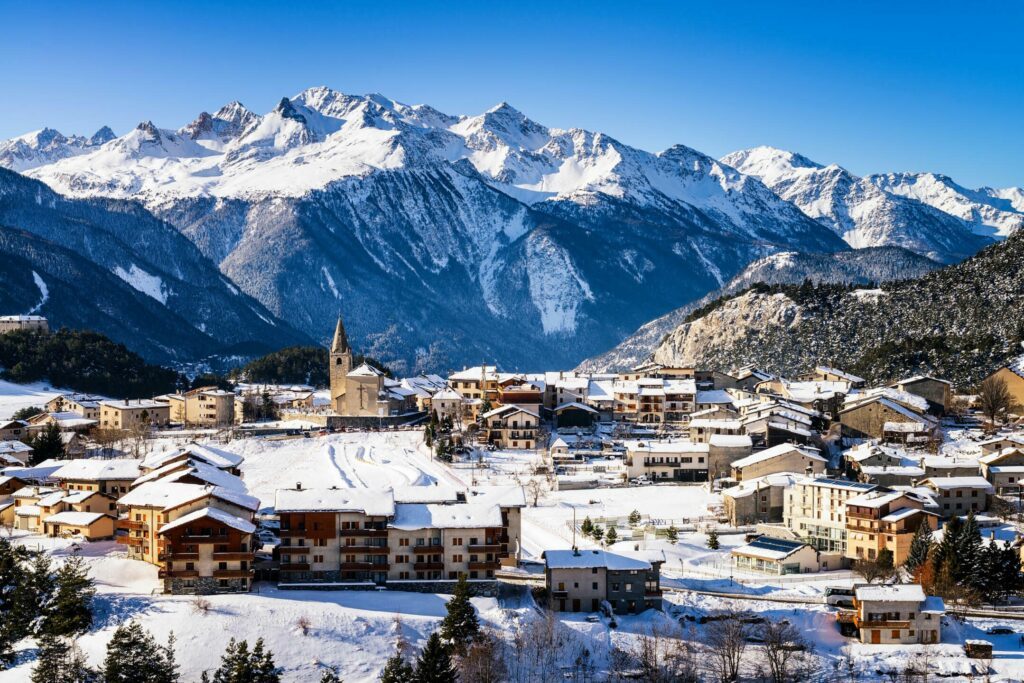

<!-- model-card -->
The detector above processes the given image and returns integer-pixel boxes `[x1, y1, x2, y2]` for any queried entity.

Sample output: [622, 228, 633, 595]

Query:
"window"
[625, 583, 633, 591]
[399, 538, 409, 547]
[453, 554, 463, 563]
[891, 630, 899, 639]
[316, 538, 327, 547]
[452, 537, 462, 546]
[592, 567, 598, 574]
[611, 583, 618, 591]
[314, 555, 324, 563]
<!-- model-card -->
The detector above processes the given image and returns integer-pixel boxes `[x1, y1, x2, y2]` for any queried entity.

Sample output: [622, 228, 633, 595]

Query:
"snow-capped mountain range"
[0, 87, 1019, 371]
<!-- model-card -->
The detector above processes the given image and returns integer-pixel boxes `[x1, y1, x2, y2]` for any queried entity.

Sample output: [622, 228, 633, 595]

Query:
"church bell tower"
[329, 316, 353, 414]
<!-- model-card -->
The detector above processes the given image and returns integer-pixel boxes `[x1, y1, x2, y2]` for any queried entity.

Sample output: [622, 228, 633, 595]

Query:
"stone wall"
[167, 577, 248, 595]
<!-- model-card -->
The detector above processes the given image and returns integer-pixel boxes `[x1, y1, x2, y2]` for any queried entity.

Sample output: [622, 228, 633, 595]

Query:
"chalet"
[430, 387, 464, 423]
[448, 365, 499, 403]
[840, 584, 943, 644]
[482, 405, 539, 450]
[544, 548, 664, 613]
[118, 481, 259, 594]
[689, 418, 743, 444]
[857, 464, 926, 488]
[844, 490, 938, 564]
[812, 366, 866, 389]
[707, 434, 753, 480]
[919, 476, 994, 516]
[0, 474, 28, 501]
[42, 511, 115, 540]
[731, 536, 820, 574]
[28, 411, 97, 434]
[730, 443, 827, 482]
[52, 458, 142, 497]
[0, 419, 28, 441]
[919, 455, 981, 480]
[46, 394, 105, 420]
[553, 402, 598, 429]
[141, 443, 244, 477]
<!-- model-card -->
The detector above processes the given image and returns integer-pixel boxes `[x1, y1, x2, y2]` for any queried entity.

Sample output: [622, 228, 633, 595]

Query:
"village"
[3, 314, 1024, 681]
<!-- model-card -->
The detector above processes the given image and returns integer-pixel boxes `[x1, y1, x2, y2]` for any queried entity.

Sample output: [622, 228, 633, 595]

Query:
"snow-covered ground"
[0, 379, 65, 419]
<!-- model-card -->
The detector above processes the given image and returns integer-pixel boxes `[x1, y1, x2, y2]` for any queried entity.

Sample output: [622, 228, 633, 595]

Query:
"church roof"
[331, 316, 349, 354]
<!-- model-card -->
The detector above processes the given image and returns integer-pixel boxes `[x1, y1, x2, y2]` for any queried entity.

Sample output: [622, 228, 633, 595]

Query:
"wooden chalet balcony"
[121, 519, 148, 531]
[181, 533, 230, 543]
[468, 560, 500, 571]
[467, 543, 501, 552]
[645, 589, 663, 598]
[161, 552, 199, 561]
[278, 528, 306, 538]
[279, 545, 311, 554]
[412, 544, 444, 554]
[338, 528, 388, 538]
[213, 569, 254, 579]
[340, 561, 374, 570]
[856, 617, 911, 629]
[413, 561, 444, 571]
[212, 551, 253, 561]
[280, 562, 310, 571]
[342, 545, 389, 555]
[551, 590, 568, 599]
[124, 536, 145, 547]
[115, 535, 129, 545]
[158, 569, 199, 579]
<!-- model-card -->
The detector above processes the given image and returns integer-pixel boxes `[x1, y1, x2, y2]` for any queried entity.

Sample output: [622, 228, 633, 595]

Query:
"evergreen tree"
[627, 510, 641, 527]
[379, 645, 415, 683]
[30, 423, 65, 464]
[706, 529, 720, 550]
[102, 621, 178, 683]
[41, 555, 95, 637]
[250, 639, 280, 683]
[932, 516, 963, 580]
[319, 669, 342, 683]
[590, 524, 603, 541]
[31, 632, 70, 683]
[211, 639, 252, 683]
[413, 633, 457, 683]
[876, 548, 895, 579]
[665, 525, 679, 544]
[439, 575, 479, 653]
[604, 526, 618, 546]
[0, 540, 34, 668]
[580, 516, 593, 537]
[904, 522, 933, 572]
[958, 511, 984, 583]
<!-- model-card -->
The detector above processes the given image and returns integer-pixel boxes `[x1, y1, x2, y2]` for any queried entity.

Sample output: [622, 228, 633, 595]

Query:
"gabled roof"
[53, 458, 141, 482]
[921, 476, 994, 491]
[119, 481, 258, 512]
[482, 404, 539, 419]
[143, 443, 243, 472]
[733, 536, 813, 560]
[348, 362, 383, 378]
[855, 584, 926, 603]
[731, 443, 825, 469]
[43, 511, 108, 527]
[274, 487, 395, 516]
[158, 506, 256, 535]
[543, 548, 664, 570]
[391, 502, 503, 530]
[816, 366, 865, 384]
[553, 401, 597, 414]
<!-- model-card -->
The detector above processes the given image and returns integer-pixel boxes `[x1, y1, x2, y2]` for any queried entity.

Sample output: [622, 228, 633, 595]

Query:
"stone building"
[543, 548, 664, 613]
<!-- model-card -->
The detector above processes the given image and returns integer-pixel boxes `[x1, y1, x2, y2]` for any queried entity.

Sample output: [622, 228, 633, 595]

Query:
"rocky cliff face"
[644, 232, 1024, 387]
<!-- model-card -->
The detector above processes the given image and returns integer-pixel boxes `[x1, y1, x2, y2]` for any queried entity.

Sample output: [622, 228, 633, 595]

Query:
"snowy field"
[0, 379, 65, 419]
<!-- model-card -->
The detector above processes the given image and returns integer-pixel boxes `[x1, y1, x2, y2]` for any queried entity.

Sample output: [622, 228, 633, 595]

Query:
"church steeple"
[331, 316, 349, 354]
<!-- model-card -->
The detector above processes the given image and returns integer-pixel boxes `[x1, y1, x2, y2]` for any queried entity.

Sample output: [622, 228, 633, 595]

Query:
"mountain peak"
[89, 126, 115, 146]
[135, 120, 161, 140]
[274, 97, 307, 124]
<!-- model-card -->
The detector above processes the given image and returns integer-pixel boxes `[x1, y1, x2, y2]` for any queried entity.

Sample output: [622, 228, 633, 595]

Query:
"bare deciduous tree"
[759, 620, 814, 683]
[635, 624, 700, 683]
[979, 375, 1013, 426]
[455, 628, 507, 683]
[524, 478, 548, 507]
[705, 613, 751, 682]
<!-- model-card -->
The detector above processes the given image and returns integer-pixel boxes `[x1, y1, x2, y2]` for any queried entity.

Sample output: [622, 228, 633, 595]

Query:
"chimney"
[296, 482, 302, 490]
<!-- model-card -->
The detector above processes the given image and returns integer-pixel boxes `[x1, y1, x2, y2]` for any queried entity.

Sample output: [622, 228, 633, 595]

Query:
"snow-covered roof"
[554, 401, 598, 414]
[846, 490, 915, 509]
[893, 375, 952, 387]
[543, 548, 664, 570]
[689, 418, 743, 430]
[855, 584, 926, 604]
[730, 444, 824, 469]
[859, 465, 925, 477]
[696, 389, 733, 405]
[844, 390, 932, 417]
[158, 506, 256, 535]
[881, 507, 936, 523]
[921, 476, 994, 492]
[722, 472, 800, 499]
[391, 502, 503, 530]
[99, 399, 167, 410]
[709, 434, 753, 448]
[133, 458, 244, 490]
[119, 481, 258, 511]
[43, 511, 107, 526]
[431, 387, 463, 401]
[60, 490, 105, 504]
[143, 443, 243, 471]
[816, 366, 865, 384]
[449, 365, 498, 381]
[393, 484, 462, 504]
[53, 458, 141, 481]
[467, 485, 527, 508]
[0, 440, 32, 454]
[883, 421, 927, 433]
[481, 404, 539, 419]
[275, 487, 395, 516]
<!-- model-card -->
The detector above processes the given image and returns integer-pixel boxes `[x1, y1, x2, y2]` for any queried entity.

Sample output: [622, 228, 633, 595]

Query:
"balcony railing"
[338, 528, 388, 538]
[412, 544, 443, 554]
[158, 569, 199, 579]
[213, 569, 254, 579]
[340, 561, 373, 570]
[467, 544, 501, 552]
[342, 545, 389, 555]
[280, 563, 311, 571]
[413, 561, 444, 571]
[468, 561, 500, 571]
[212, 551, 253, 561]
[279, 545, 311, 554]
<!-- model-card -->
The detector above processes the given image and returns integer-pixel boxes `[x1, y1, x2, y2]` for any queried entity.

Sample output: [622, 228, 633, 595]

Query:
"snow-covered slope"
[722, 146, 996, 263]
[4, 88, 847, 371]
[869, 172, 1024, 239]
[0, 126, 113, 172]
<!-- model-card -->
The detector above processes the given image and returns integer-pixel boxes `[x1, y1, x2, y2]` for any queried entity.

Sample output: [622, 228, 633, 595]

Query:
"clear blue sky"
[1, 0, 1021, 187]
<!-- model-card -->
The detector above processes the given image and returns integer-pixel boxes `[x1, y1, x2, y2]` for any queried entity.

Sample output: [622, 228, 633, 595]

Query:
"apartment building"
[166, 386, 236, 426]
[722, 472, 799, 526]
[919, 476, 993, 517]
[979, 447, 1024, 493]
[45, 393, 106, 420]
[544, 548, 664, 614]
[783, 477, 877, 568]
[448, 365, 499, 402]
[623, 440, 710, 482]
[141, 443, 244, 477]
[275, 485, 524, 590]
[844, 490, 939, 564]
[612, 377, 696, 424]
[0, 419, 28, 441]
[118, 481, 259, 594]
[689, 418, 744, 444]
[99, 399, 171, 429]
[838, 584, 944, 645]
[0, 315, 48, 334]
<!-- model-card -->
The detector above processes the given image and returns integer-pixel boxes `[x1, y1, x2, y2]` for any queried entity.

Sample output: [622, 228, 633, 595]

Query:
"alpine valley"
[2, 87, 1021, 372]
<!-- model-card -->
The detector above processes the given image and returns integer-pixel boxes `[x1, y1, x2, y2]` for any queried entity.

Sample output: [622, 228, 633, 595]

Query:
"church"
[329, 317, 416, 418]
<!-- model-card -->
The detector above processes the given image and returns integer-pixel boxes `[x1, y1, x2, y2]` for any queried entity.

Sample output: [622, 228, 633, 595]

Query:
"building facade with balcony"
[783, 477, 878, 569]
[844, 490, 939, 564]
[481, 405, 540, 450]
[543, 548, 665, 614]
[837, 584, 944, 644]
